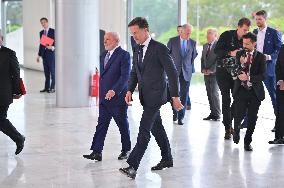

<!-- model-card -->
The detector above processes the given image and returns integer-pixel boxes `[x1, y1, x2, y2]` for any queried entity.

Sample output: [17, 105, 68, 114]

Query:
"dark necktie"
[206, 43, 211, 58]
[138, 45, 145, 70]
[242, 53, 252, 89]
[104, 52, 110, 69]
[44, 29, 47, 36]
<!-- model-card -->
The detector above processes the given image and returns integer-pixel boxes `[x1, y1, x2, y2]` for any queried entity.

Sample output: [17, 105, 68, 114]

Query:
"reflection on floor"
[0, 69, 283, 188]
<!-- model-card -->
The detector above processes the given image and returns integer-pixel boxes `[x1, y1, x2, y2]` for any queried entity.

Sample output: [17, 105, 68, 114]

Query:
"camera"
[222, 49, 247, 78]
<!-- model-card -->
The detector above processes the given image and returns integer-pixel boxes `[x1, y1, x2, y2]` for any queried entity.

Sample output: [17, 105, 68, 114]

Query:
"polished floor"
[0, 69, 283, 188]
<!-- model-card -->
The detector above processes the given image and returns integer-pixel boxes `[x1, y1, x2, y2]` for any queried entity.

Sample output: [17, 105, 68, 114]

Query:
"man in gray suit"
[201, 28, 221, 121]
[167, 24, 198, 125]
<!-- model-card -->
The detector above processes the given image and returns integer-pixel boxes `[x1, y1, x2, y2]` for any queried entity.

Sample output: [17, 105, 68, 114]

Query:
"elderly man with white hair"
[83, 32, 132, 161]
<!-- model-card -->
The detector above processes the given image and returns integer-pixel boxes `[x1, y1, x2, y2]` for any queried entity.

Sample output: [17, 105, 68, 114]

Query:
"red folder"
[40, 35, 54, 46]
[20, 78, 26, 95]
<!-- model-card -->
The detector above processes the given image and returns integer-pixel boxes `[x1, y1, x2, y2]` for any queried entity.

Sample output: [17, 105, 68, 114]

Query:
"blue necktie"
[104, 52, 110, 69]
[44, 29, 47, 36]
[182, 40, 187, 56]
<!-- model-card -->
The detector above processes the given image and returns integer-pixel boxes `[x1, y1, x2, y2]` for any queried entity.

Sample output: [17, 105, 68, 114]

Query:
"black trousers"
[275, 89, 284, 139]
[216, 67, 234, 130]
[0, 105, 23, 144]
[233, 88, 261, 145]
[127, 105, 172, 170]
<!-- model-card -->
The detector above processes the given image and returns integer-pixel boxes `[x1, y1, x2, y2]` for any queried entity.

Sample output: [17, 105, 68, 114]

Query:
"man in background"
[36, 17, 56, 93]
[214, 17, 251, 139]
[167, 24, 198, 125]
[83, 32, 131, 161]
[201, 28, 221, 121]
[0, 32, 25, 155]
[253, 10, 282, 131]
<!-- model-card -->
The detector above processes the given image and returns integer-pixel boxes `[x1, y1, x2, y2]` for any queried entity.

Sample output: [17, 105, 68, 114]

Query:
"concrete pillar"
[55, 0, 99, 107]
[178, 0, 187, 25]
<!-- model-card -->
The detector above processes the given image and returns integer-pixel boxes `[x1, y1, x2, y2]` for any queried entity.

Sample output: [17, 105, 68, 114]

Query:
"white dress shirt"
[140, 35, 151, 61]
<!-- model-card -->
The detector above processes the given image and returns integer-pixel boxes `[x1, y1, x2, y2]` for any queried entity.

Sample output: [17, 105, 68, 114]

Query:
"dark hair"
[242, 32, 257, 42]
[40, 17, 48, 22]
[238, 17, 251, 27]
[177, 25, 182, 29]
[255, 10, 267, 18]
[128, 17, 149, 30]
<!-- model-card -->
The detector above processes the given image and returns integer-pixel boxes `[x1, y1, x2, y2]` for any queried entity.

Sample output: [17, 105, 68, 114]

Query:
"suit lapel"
[141, 40, 154, 74]
[263, 27, 271, 51]
[101, 47, 120, 76]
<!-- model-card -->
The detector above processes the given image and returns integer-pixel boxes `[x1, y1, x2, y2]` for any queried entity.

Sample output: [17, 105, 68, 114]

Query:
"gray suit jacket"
[201, 41, 218, 74]
[128, 39, 179, 108]
[167, 36, 197, 81]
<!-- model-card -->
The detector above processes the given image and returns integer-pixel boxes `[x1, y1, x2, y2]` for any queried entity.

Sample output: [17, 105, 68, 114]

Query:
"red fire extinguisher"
[91, 68, 100, 101]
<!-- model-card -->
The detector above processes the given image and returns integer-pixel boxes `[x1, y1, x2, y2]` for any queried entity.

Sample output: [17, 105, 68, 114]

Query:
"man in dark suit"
[83, 32, 131, 161]
[0, 33, 25, 155]
[167, 24, 198, 125]
[232, 32, 266, 151]
[214, 17, 251, 139]
[269, 44, 284, 144]
[201, 28, 221, 121]
[119, 17, 183, 179]
[253, 10, 282, 131]
[36, 17, 56, 93]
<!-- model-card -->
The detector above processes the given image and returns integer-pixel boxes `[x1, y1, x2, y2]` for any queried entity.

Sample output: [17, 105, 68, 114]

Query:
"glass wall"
[132, 0, 179, 44]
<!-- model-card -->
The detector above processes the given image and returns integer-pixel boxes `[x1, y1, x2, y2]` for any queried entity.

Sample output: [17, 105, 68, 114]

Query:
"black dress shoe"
[48, 89, 55, 93]
[15, 136, 25, 155]
[40, 89, 49, 92]
[244, 144, 253, 151]
[119, 166, 136, 179]
[224, 128, 233, 140]
[203, 115, 213, 120]
[83, 152, 102, 161]
[178, 119, 184, 125]
[268, 138, 284, 144]
[233, 130, 240, 144]
[151, 160, 173, 170]
[271, 127, 276, 132]
[118, 151, 129, 160]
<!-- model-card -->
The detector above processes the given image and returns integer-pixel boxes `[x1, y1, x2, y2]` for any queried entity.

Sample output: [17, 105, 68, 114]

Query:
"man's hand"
[13, 94, 22, 99]
[264, 54, 271, 61]
[46, 45, 54, 50]
[36, 56, 40, 63]
[202, 69, 210, 76]
[229, 49, 239, 57]
[279, 81, 284, 90]
[238, 71, 249, 81]
[172, 97, 184, 111]
[240, 55, 247, 64]
[105, 90, 115, 100]
[125, 91, 132, 106]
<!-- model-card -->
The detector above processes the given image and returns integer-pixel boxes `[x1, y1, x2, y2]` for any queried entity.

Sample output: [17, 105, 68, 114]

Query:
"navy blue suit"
[38, 28, 55, 90]
[253, 27, 282, 113]
[90, 46, 131, 153]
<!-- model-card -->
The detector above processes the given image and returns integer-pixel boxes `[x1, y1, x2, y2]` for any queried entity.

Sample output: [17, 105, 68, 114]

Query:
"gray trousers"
[204, 74, 221, 117]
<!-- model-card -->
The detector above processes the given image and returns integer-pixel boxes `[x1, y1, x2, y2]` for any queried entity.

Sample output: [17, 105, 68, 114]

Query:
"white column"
[178, 0, 187, 25]
[55, 0, 99, 107]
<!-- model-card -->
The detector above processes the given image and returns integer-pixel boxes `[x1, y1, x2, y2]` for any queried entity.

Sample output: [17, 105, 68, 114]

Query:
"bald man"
[201, 28, 221, 121]
[83, 32, 131, 161]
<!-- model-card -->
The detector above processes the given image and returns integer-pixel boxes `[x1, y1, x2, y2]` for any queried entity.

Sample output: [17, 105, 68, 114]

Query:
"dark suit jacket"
[276, 44, 284, 83]
[233, 50, 266, 101]
[0, 46, 21, 106]
[128, 39, 179, 108]
[167, 36, 197, 81]
[201, 41, 218, 74]
[99, 46, 131, 107]
[38, 28, 55, 63]
[253, 27, 282, 77]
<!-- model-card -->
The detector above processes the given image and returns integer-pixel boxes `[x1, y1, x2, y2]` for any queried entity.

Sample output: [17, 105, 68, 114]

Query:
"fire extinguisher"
[91, 68, 100, 101]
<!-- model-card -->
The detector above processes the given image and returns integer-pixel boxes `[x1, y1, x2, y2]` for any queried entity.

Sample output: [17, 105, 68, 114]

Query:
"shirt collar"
[258, 26, 267, 33]
[141, 35, 151, 47]
[108, 45, 119, 56]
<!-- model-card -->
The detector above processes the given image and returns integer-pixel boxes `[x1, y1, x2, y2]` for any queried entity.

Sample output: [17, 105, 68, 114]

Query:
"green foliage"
[6, 24, 21, 33]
